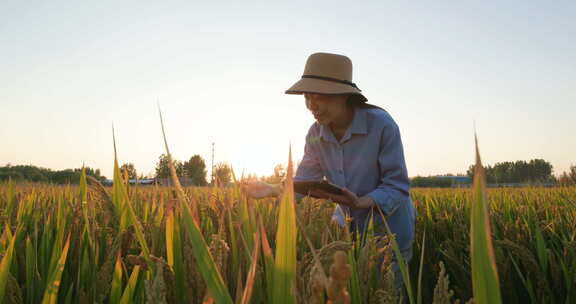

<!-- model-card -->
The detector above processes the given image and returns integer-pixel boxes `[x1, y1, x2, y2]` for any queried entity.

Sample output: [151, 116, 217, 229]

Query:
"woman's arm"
[364, 121, 410, 216]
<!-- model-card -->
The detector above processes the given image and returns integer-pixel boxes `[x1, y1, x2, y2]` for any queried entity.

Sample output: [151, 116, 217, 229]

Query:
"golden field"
[0, 171, 574, 303]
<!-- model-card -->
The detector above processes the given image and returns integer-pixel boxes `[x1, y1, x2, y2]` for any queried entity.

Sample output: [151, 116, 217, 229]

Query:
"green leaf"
[470, 135, 502, 304]
[25, 236, 38, 303]
[347, 252, 362, 304]
[41, 235, 71, 304]
[376, 207, 415, 304]
[109, 254, 123, 304]
[3, 180, 15, 226]
[165, 210, 186, 303]
[259, 217, 275, 303]
[0, 229, 16, 304]
[181, 202, 233, 304]
[272, 146, 297, 304]
[240, 232, 261, 304]
[417, 229, 426, 304]
[119, 265, 140, 304]
[112, 126, 152, 269]
[534, 225, 548, 274]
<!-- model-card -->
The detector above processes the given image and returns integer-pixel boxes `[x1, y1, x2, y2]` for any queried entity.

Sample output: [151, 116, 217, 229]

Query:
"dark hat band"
[301, 75, 361, 91]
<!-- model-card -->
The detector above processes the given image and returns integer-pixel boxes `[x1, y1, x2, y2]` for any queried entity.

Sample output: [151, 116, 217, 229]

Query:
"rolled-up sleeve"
[365, 121, 410, 216]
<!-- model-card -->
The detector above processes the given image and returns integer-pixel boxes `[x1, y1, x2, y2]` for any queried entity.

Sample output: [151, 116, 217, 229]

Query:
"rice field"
[0, 163, 574, 303]
[0, 124, 574, 304]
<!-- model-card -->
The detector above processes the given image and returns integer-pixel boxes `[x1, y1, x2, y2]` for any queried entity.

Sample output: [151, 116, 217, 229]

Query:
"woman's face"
[304, 93, 348, 125]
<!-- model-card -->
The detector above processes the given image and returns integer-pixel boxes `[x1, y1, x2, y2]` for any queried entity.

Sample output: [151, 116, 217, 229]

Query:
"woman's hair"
[347, 94, 384, 110]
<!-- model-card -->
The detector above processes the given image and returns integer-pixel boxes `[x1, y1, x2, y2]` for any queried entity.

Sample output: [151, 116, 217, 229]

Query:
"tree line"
[411, 160, 576, 187]
[0, 154, 273, 187]
[465, 159, 555, 184]
[0, 164, 106, 184]
[3, 157, 575, 187]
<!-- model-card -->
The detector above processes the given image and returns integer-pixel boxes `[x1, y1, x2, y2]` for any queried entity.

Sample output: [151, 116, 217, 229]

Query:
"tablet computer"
[293, 180, 344, 196]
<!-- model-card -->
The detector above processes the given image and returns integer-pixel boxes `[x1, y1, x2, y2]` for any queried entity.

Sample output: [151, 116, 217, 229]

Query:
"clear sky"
[1, 0, 575, 179]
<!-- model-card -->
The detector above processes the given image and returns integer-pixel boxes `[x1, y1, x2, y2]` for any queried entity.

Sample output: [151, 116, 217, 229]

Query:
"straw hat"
[285, 52, 367, 103]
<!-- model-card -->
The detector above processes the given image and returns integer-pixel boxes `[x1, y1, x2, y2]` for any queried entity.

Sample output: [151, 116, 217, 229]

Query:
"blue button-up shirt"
[295, 106, 415, 251]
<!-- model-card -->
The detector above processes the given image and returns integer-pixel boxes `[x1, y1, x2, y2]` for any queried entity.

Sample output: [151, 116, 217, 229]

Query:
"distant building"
[154, 178, 195, 186]
[101, 178, 158, 186]
[131, 178, 156, 185]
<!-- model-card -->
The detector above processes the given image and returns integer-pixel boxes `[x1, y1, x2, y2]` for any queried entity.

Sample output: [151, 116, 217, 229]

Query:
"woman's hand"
[355, 196, 376, 209]
[241, 181, 281, 199]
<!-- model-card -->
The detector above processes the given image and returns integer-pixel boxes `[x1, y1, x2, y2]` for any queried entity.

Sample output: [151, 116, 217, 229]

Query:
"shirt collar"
[319, 108, 368, 144]
[349, 108, 368, 135]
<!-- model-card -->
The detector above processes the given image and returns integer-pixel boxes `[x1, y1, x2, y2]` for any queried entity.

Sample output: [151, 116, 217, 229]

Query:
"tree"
[559, 165, 576, 186]
[213, 162, 233, 186]
[85, 167, 106, 181]
[120, 163, 137, 180]
[528, 159, 553, 182]
[183, 155, 207, 186]
[155, 154, 183, 179]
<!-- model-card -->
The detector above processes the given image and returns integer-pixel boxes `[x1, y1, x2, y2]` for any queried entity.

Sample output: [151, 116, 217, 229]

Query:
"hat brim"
[285, 78, 367, 102]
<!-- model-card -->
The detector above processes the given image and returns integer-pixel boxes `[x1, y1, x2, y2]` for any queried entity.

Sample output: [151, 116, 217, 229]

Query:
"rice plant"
[0, 130, 574, 303]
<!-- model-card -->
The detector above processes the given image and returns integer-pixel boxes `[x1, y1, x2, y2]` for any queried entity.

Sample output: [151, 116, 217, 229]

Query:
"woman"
[244, 52, 415, 293]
